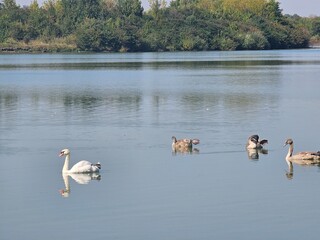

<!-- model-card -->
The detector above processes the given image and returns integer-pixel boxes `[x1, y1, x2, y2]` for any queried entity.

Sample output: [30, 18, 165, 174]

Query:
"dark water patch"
[1, 59, 320, 70]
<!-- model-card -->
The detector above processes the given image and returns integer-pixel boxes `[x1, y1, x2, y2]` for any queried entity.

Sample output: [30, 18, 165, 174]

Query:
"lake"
[1, 49, 320, 240]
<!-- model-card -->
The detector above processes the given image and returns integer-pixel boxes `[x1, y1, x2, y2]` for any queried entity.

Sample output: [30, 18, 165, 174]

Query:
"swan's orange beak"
[59, 152, 64, 157]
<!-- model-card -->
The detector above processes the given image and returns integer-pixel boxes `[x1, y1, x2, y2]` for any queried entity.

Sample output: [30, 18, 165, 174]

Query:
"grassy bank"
[0, 37, 77, 53]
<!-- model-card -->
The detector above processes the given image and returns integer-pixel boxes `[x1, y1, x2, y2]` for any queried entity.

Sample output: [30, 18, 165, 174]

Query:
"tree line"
[0, 0, 320, 52]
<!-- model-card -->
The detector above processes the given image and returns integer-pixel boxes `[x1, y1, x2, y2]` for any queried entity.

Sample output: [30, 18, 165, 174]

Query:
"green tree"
[0, 0, 29, 41]
[59, 0, 102, 35]
[2, 0, 18, 11]
[0, 10, 10, 41]
[288, 25, 310, 48]
[148, 0, 164, 18]
[116, 0, 143, 17]
[239, 31, 269, 50]
[76, 18, 106, 51]
[264, 0, 283, 22]
[24, 0, 44, 41]
[41, 0, 62, 38]
[311, 17, 320, 36]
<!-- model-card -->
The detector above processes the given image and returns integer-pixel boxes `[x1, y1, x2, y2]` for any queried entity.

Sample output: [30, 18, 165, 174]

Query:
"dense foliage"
[0, 0, 319, 52]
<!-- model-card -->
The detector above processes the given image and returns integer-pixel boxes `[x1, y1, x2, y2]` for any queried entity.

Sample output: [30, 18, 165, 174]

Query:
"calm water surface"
[1, 50, 320, 240]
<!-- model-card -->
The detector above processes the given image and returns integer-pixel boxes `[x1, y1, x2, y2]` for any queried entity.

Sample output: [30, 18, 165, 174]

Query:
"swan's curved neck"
[285, 158, 293, 168]
[286, 144, 293, 160]
[62, 154, 70, 173]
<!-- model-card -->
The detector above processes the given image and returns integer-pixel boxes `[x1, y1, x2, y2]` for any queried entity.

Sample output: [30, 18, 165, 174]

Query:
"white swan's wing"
[73, 160, 92, 167]
[69, 160, 98, 173]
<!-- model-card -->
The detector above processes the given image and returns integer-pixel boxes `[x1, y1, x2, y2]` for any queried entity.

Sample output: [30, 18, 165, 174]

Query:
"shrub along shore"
[1, 0, 320, 53]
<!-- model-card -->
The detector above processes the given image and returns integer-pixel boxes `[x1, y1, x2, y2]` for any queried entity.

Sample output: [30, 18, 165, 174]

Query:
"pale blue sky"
[279, 0, 320, 17]
[14, 0, 320, 17]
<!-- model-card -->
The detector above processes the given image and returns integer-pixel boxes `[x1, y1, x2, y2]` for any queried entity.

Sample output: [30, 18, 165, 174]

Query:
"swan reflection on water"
[283, 160, 320, 180]
[246, 148, 268, 160]
[285, 164, 294, 180]
[172, 147, 200, 155]
[60, 173, 101, 197]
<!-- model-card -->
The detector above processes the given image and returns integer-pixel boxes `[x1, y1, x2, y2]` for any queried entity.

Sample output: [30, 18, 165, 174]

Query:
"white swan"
[59, 148, 101, 173]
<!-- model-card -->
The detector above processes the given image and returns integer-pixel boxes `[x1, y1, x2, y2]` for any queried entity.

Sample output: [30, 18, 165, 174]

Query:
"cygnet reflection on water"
[246, 148, 268, 160]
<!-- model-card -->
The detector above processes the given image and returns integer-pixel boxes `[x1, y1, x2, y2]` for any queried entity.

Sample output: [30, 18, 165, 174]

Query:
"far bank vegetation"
[0, 0, 320, 52]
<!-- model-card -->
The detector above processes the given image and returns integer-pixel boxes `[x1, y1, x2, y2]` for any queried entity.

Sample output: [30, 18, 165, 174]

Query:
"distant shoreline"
[1, 43, 318, 54]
